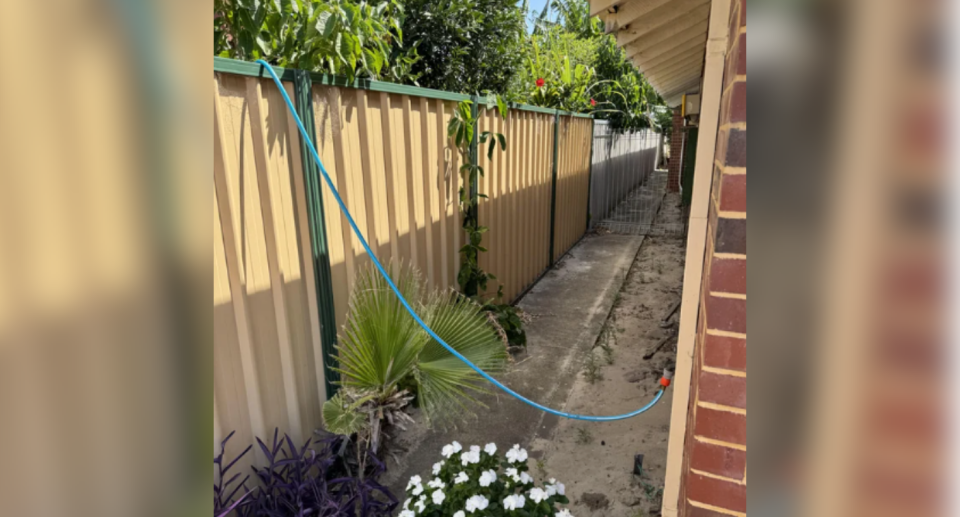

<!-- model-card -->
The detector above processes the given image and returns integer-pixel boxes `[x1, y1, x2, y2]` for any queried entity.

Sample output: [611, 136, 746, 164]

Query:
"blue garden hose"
[254, 60, 666, 421]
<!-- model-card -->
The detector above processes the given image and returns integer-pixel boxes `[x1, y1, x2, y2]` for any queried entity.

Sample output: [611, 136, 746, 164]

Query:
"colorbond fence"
[553, 116, 594, 262]
[213, 58, 595, 453]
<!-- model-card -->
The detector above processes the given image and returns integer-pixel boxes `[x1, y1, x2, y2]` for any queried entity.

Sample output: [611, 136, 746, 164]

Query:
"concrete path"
[382, 233, 645, 492]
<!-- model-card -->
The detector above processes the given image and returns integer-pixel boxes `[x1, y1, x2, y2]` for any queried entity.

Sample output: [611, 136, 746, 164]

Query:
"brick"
[708, 256, 746, 294]
[718, 173, 746, 212]
[694, 406, 746, 444]
[715, 217, 746, 254]
[685, 472, 747, 513]
[690, 440, 747, 479]
[740, 0, 746, 25]
[728, 81, 746, 124]
[703, 333, 747, 371]
[724, 129, 746, 167]
[705, 295, 746, 334]
[697, 371, 747, 409]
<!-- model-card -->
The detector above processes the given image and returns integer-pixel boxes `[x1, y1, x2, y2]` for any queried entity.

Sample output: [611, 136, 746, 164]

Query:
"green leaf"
[321, 392, 368, 436]
[497, 133, 507, 151]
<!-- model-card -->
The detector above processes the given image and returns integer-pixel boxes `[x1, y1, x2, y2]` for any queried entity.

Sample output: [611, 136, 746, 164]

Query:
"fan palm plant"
[323, 263, 508, 453]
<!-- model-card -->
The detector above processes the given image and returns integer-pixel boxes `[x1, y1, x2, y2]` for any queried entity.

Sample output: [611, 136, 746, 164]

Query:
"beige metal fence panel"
[477, 109, 554, 302]
[213, 73, 327, 460]
[311, 87, 462, 330]
[552, 116, 593, 262]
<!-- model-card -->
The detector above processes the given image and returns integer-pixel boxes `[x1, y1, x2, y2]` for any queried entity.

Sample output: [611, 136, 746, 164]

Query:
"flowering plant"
[399, 442, 573, 517]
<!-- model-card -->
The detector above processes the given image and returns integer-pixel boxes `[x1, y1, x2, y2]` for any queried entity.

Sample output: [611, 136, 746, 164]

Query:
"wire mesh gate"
[588, 122, 683, 236]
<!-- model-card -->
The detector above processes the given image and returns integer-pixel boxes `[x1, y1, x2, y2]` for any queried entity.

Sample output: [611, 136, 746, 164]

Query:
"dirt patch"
[530, 192, 685, 517]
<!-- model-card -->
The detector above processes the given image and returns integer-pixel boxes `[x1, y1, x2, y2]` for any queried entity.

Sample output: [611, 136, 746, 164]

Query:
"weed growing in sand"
[584, 352, 603, 383]
[575, 427, 593, 445]
[599, 342, 614, 365]
[597, 322, 616, 365]
[535, 459, 549, 480]
[639, 479, 664, 505]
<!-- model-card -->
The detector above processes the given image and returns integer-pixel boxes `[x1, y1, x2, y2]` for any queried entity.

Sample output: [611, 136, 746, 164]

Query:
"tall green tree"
[400, 0, 526, 94]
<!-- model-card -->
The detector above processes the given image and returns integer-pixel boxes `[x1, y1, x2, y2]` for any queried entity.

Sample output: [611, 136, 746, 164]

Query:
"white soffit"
[591, 0, 711, 105]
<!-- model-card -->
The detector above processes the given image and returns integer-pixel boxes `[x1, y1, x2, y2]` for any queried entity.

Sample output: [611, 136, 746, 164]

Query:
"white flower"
[520, 471, 534, 485]
[465, 495, 489, 513]
[555, 509, 573, 517]
[399, 511, 415, 517]
[454, 512, 466, 517]
[460, 449, 481, 466]
[528, 487, 548, 504]
[432, 490, 446, 505]
[433, 461, 444, 475]
[546, 478, 565, 495]
[506, 444, 528, 463]
[403, 498, 411, 510]
[479, 469, 497, 487]
[484, 443, 497, 455]
[411, 483, 424, 496]
[454, 471, 470, 484]
[427, 478, 446, 489]
[406, 475, 422, 490]
[505, 467, 520, 481]
[503, 494, 526, 510]
[415, 498, 426, 513]
[441, 441, 463, 458]
[470, 445, 481, 454]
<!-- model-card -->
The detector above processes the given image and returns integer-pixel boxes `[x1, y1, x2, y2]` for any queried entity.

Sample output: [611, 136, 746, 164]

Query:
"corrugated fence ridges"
[213, 58, 595, 460]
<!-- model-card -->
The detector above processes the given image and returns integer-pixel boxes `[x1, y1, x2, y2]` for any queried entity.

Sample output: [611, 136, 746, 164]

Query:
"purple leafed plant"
[214, 429, 397, 517]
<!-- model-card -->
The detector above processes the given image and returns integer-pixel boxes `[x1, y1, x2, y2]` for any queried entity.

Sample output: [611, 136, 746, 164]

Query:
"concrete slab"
[381, 233, 645, 492]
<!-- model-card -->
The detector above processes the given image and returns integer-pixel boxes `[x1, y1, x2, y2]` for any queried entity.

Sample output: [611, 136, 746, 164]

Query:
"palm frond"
[336, 262, 428, 393]
[416, 291, 508, 419]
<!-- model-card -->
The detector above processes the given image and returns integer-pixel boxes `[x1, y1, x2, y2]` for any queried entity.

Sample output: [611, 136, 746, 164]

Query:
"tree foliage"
[400, 0, 526, 94]
[214, 0, 419, 82]
[507, 0, 666, 132]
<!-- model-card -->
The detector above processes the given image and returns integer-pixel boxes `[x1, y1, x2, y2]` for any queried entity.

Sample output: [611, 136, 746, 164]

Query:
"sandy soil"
[529, 192, 686, 517]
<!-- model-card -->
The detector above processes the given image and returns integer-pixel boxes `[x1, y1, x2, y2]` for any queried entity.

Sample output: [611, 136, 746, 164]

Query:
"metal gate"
[588, 122, 684, 236]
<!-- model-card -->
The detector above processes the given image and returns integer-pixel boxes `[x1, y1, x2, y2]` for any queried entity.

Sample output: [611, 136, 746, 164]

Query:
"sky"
[522, 0, 552, 33]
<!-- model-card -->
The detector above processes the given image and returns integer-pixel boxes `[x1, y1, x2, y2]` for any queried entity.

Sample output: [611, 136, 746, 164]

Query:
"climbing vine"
[448, 97, 506, 297]
[448, 97, 528, 351]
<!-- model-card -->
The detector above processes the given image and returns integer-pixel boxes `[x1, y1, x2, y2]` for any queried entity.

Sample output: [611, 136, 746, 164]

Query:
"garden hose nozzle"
[659, 368, 674, 388]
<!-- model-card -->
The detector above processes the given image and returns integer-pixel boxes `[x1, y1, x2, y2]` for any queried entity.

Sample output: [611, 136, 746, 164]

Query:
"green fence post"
[585, 117, 595, 232]
[548, 111, 560, 265]
[293, 69, 340, 398]
[469, 95, 480, 221]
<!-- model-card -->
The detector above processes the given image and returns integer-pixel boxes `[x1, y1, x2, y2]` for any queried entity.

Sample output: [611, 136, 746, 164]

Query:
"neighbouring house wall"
[679, 0, 747, 515]
[668, 107, 685, 192]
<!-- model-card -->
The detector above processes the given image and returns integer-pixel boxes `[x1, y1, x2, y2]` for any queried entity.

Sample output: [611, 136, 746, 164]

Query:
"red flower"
[590, 98, 596, 106]
[536, 78, 545, 88]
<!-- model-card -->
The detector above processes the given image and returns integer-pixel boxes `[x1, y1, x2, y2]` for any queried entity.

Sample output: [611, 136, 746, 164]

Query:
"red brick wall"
[668, 107, 685, 192]
[679, 0, 746, 515]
